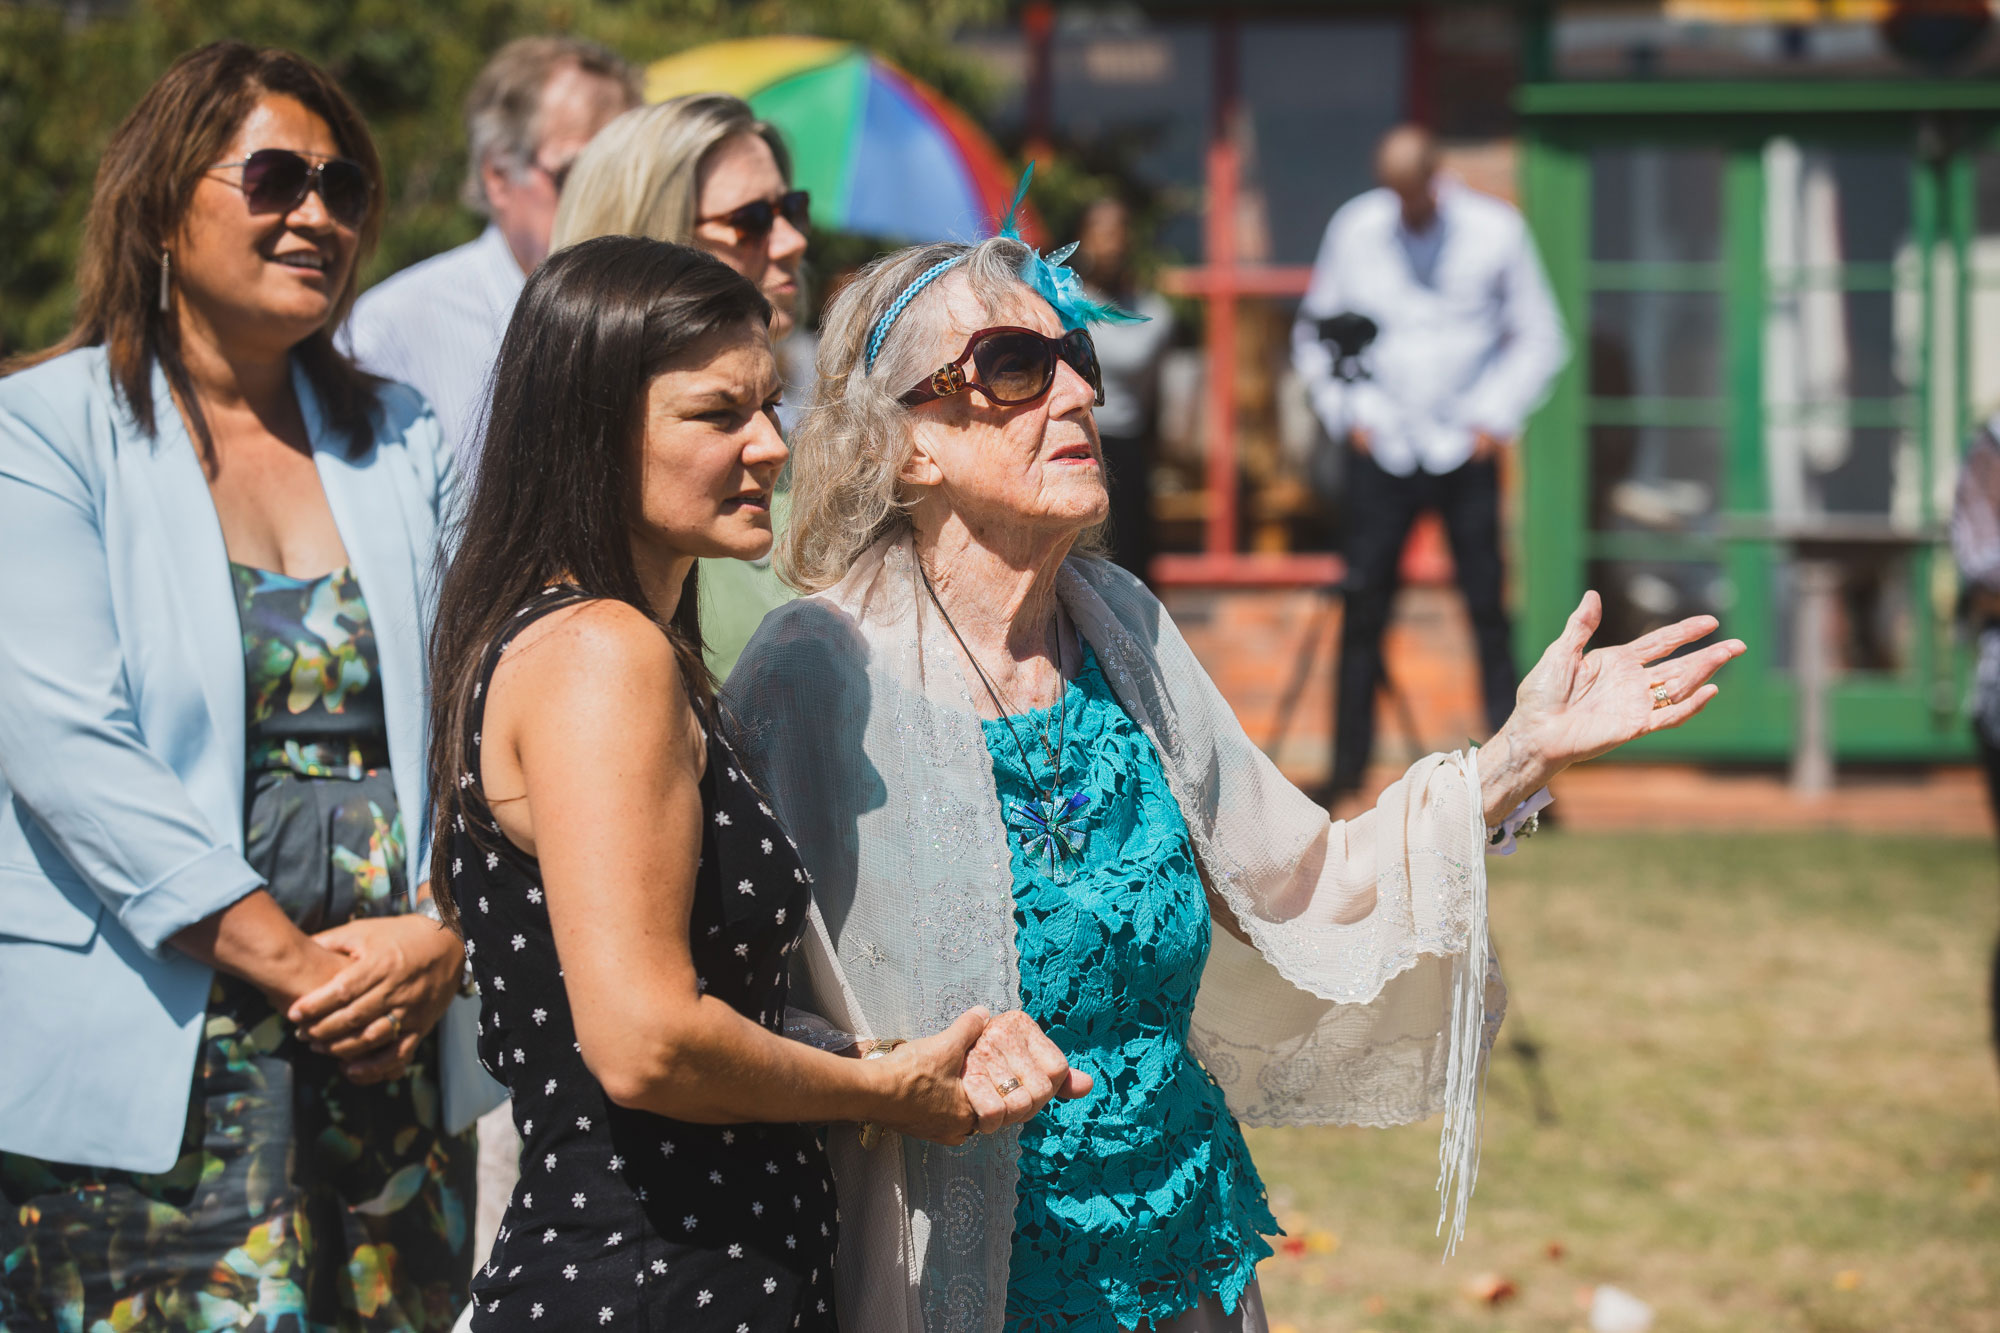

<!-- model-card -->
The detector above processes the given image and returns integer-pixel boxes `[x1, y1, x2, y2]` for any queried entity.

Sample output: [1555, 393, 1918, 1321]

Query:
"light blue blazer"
[0, 346, 500, 1172]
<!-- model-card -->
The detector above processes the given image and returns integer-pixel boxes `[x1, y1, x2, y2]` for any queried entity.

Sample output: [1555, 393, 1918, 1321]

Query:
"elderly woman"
[725, 218, 1745, 1333]
[0, 42, 490, 1330]
[551, 92, 812, 680]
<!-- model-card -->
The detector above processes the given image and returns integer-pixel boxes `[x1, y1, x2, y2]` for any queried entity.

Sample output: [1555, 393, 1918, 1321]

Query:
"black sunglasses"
[699, 190, 811, 240]
[207, 148, 372, 229]
[899, 326, 1104, 409]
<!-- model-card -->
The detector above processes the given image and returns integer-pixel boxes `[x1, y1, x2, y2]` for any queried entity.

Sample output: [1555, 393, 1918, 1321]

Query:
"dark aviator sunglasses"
[206, 148, 372, 229]
[899, 326, 1104, 410]
[698, 190, 811, 240]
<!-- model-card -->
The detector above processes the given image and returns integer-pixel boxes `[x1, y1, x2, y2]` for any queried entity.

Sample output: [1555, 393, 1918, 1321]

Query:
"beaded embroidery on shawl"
[725, 533, 1506, 1333]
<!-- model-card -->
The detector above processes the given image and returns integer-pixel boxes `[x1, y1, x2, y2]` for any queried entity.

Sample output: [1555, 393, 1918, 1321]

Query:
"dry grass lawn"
[1243, 832, 2000, 1333]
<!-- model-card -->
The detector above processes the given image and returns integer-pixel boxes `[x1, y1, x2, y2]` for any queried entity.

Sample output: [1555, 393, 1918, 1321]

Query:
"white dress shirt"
[1290, 181, 1568, 477]
[344, 224, 526, 468]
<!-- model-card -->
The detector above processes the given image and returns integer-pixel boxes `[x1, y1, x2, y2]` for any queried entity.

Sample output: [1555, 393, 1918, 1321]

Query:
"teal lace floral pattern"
[982, 645, 1276, 1333]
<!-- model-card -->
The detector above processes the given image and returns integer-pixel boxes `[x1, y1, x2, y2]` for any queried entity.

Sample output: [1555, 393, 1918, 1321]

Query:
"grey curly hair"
[780, 237, 1107, 591]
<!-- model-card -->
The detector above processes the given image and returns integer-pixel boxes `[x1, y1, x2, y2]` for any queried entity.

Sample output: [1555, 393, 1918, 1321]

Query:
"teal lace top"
[982, 643, 1276, 1333]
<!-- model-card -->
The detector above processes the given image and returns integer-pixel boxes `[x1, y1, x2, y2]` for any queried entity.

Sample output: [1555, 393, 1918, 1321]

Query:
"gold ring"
[994, 1075, 1023, 1095]
[388, 1010, 404, 1038]
[1650, 682, 1672, 709]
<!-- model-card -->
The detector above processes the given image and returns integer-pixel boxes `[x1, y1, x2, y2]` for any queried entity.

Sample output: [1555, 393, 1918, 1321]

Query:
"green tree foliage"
[0, 0, 1003, 357]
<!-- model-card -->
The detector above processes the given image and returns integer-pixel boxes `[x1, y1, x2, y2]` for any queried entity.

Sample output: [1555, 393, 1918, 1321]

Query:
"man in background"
[346, 36, 640, 466]
[1291, 124, 1568, 803]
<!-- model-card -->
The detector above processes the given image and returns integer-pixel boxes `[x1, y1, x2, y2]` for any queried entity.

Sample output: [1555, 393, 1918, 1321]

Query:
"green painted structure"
[1516, 54, 2000, 761]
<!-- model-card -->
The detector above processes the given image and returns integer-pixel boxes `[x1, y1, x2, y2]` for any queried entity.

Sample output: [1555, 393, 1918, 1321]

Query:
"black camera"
[1316, 312, 1378, 383]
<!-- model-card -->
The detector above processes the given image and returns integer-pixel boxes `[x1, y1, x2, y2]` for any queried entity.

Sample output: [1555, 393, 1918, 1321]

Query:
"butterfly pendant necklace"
[919, 561, 1090, 877]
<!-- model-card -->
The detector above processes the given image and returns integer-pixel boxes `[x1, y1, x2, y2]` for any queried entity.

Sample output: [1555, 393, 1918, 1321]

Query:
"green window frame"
[1517, 87, 2000, 761]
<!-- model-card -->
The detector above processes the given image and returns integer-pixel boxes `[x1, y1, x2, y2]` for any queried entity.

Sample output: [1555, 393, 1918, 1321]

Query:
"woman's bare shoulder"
[493, 597, 686, 718]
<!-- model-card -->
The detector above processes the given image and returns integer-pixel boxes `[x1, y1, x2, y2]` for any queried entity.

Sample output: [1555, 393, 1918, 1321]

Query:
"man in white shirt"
[1291, 124, 1568, 799]
[345, 37, 639, 466]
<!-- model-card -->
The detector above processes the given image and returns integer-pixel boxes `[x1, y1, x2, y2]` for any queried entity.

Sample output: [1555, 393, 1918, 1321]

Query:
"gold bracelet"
[856, 1038, 907, 1149]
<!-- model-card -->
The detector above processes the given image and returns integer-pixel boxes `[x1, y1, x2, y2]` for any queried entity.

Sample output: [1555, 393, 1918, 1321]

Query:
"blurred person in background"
[344, 35, 639, 467]
[0, 42, 485, 1331]
[1073, 195, 1173, 586]
[1291, 124, 1567, 805]
[1950, 415, 2000, 1066]
[550, 92, 810, 680]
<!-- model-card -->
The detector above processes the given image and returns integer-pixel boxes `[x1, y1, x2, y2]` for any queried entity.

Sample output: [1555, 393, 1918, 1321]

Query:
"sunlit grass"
[1245, 833, 2000, 1333]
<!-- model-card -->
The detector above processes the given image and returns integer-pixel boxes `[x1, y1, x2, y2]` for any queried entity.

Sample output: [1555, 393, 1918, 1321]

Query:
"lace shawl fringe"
[1434, 749, 1490, 1259]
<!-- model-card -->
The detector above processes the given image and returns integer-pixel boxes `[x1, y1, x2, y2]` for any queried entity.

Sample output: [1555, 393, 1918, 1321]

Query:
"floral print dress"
[0, 564, 474, 1333]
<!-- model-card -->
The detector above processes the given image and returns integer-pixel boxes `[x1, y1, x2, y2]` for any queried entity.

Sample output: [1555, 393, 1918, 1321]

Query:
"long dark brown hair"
[5, 41, 386, 456]
[426, 236, 773, 930]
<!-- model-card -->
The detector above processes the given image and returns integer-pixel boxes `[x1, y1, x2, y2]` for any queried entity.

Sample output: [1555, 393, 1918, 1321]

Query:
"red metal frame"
[1149, 15, 1331, 589]
[1147, 6, 1438, 591]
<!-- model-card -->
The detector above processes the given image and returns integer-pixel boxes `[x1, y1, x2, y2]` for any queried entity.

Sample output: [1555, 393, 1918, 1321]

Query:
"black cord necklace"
[918, 560, 1091, 873]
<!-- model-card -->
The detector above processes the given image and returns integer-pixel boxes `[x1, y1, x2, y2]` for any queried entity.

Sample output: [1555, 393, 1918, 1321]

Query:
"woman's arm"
[488, 600, 996, 1142]
[169, 891, 348, 1010]
[0, 387, 338, 980]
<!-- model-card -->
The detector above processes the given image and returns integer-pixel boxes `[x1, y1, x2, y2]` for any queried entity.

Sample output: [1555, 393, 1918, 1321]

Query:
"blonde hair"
[781, 237, 1107, 592]
[549, 92, 791, 250]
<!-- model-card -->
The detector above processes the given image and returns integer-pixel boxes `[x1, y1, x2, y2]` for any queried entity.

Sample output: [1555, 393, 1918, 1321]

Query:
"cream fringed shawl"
[723, 534, 1505, 1333]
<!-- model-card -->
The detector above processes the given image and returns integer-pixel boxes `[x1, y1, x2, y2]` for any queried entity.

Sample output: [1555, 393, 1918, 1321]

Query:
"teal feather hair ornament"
[863, 163, 1147, 373]
[1000, 163, 1149, 332]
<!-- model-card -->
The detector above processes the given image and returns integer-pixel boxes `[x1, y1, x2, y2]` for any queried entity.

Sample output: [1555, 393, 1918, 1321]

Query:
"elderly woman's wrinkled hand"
[864, 1007, 1001, 1146]
[962, 1010, 1092, 1131]
[1490, 590, 1745, 813]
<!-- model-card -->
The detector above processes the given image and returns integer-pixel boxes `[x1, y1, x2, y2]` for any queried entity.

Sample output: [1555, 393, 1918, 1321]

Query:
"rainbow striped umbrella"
[645, 36, 1040, 246]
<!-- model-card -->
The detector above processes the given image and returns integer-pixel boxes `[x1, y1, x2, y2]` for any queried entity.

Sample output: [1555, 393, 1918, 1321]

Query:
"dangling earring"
[158, 249, 171, 314]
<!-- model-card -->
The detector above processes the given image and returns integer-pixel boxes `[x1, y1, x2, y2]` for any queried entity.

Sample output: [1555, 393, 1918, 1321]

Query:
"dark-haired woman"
[428, 235, 1078, 1331]
[0, 43, 491, 1331]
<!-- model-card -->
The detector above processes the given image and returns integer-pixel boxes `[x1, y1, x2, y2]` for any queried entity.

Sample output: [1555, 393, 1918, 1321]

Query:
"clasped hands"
[284, 912, 463, 1086]
[862, 1007, 1090, 1147]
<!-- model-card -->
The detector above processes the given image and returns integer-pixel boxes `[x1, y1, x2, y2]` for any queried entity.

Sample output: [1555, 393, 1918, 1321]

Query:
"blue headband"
[863, 163, 1147, 376]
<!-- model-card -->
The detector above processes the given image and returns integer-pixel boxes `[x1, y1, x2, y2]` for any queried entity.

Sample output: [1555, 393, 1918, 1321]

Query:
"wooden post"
[1791, 559, 1838, 797]
[1203, 13, 1241, 560]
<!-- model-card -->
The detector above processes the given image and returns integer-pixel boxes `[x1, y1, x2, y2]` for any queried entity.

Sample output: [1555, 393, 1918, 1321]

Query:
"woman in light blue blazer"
[0, 42, 497, 1333]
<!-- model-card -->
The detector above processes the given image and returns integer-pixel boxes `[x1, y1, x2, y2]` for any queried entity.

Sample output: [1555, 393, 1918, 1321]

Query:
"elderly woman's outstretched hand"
[1483, 591, 1745, 820]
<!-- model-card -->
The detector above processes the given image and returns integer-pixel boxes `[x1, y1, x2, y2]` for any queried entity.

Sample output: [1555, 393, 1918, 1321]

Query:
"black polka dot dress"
[454, 587, 838, 1332]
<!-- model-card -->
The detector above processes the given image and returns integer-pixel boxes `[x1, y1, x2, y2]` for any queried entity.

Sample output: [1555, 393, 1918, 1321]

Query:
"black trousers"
[1975, 731, 2000, 1061]
[1101, 430, 1156, 587]
[1333, 446, 1516, 793]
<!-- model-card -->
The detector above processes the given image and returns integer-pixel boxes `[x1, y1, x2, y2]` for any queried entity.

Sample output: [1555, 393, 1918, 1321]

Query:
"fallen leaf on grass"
[1464, 1273, 1518, 1305]
[1545, 1240, 1567, 1261]
[1305, 1229, 1339, 1255]
[1833, 1270, 1862, 1292]
[1278, 1236, 1307, 1258]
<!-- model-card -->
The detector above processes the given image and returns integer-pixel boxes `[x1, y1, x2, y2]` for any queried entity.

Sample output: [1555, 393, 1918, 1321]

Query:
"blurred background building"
[955, 0, 2000, 781]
